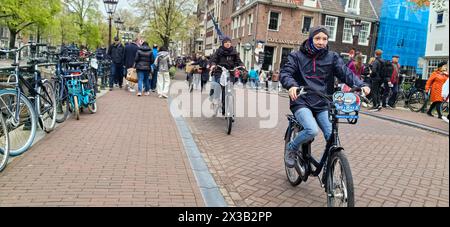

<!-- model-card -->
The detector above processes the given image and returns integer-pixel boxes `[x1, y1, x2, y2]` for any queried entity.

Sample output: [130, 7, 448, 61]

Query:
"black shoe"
[109, 88, 113, 91]
[427, 112, 434, 117]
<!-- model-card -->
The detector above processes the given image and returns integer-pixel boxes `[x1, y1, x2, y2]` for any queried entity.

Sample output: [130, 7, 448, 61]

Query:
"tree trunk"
[9, 29, 17, 49]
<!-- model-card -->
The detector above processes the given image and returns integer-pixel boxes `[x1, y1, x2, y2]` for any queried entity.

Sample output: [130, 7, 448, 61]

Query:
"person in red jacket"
[426, 61, 449, 119]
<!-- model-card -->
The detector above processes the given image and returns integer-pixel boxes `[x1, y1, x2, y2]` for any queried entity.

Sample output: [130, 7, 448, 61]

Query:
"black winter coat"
[124, 42, 139, 69]
[210, 46, 243, 79]
[280, 40, 367, 114]
[134, 45, 154, 71]
[108, 43, 125, 65]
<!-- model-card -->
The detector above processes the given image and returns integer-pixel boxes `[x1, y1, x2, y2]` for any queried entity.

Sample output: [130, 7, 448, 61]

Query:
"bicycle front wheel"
[37, 80, 57, 132]
[0, 114, 10, 172]
[73, 96, 80, 120]
[408, 90, 426, 112]
[225, 93, 234, 135]
[326, 150, 354, 207]
[0, 90, 37, 156]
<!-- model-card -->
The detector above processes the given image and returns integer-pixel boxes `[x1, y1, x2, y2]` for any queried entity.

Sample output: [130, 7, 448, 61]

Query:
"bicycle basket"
[220, 70, 229, 86]
[333, 91, 361, 119]
[66, 79, 82, 95]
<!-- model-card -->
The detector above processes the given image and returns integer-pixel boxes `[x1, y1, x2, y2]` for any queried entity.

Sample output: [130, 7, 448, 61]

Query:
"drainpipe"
[253, 2, 260, 67]
[370, 21, 380, 59]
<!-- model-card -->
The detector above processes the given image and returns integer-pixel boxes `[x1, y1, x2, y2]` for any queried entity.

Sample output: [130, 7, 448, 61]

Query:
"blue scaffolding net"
[376, 0, 429, 75]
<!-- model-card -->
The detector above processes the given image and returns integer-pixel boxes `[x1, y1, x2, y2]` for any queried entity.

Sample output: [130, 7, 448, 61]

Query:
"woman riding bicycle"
[209, 36, 245, 115]
[280, 26, 371, 168]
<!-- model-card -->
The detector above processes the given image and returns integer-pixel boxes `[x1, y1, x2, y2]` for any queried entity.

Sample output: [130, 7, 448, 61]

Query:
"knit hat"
[438, 61, 447, 69]
[222, 36, 232, 46]
[309, 25, 329, 39]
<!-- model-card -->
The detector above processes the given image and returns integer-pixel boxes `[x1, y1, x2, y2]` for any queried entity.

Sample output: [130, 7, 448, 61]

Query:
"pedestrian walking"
[124, 38, 140, 92]
[107, 36, 125, 91]
[271, 70, 280, 92]
[384, 55, 401, 108]
[199, 56, 209, 92]
[150, 44, 159, 92]
[426, 61, 448, 119]
[154, 46, 172, 98]
[248, 67, 258, 89]
[441, 77, 449, 123]
[134, 41, 154, 96]
[369, 49, 386, 111]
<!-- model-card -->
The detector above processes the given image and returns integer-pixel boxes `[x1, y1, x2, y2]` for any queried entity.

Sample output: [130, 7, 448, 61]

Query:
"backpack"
[376, 58, 393, 80]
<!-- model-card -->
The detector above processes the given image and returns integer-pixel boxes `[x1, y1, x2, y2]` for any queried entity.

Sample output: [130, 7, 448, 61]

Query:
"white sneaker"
[442, 116, 449, 123]
[129, 88, 135, 92]
[362, 102, 368, 108]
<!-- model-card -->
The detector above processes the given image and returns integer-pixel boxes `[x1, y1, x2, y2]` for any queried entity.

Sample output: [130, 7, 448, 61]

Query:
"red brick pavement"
[361, 106, 449, 133]
[0, 89, 204, 207]
[180, 87, 449, 207]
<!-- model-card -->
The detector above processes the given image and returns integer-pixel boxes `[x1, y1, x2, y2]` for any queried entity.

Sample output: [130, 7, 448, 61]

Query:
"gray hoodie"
[154, 51, 171, 72]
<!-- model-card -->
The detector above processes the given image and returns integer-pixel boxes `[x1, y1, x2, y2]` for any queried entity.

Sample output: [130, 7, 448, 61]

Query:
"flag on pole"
[208, 12, 224, 41]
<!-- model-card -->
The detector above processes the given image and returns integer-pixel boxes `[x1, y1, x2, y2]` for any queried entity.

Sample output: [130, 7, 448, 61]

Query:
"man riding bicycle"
[209, 36, 245, 115]
[280, 26, 371, 168]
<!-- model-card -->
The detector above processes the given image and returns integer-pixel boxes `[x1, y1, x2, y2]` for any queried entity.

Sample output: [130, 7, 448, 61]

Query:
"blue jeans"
[288, 108, 332, 151]
[137, 70, 150, 93]
[110, 63, 123, 88]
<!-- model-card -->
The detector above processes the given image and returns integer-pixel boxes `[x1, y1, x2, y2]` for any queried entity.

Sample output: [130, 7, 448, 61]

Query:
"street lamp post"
[103, 0, 119, 48]
[243, 43, 252, 69]
[114, 17, 124, 38]
[351, 21, 363, 47]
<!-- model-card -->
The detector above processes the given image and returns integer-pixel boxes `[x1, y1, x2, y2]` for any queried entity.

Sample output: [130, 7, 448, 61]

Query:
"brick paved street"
[174, 72, 448, 207]
[0, 71, 448, 207]
[0, 89, 203, 207]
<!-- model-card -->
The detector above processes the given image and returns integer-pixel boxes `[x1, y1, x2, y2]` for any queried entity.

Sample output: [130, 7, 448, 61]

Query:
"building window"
[342, 19, 355, 43]
[325, 16, 338, 41]
[268, 12, 281, 31]
[437, 11, 444, 25]
[248, 14, 253, 35]
[346, 0, 360, 14]
[302, 16, 313, 34]
[427, 59, 448, 78]
[358, 21, 371, 46]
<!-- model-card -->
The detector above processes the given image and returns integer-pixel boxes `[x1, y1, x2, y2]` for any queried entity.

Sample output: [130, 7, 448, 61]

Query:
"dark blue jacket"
[124, 42, 139, 69]
[280, 40, 367, 114]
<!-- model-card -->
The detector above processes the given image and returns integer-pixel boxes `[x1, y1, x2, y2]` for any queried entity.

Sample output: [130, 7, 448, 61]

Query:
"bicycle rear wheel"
[326, 150, 354, 207]
[408, 90, 426, 112]
[54, 81, 70, 123]
[0, 90, 37, 156]
[0, 114, 10, 172]
[37, 80, 57, 132]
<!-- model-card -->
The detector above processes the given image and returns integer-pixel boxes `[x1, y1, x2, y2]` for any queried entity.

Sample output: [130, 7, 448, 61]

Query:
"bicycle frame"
[285, 87, 360, 178]
[1, 44, 53, 125]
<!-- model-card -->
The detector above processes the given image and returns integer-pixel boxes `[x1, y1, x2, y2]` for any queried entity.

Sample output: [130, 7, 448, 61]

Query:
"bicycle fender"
[284, 123, 291, 141]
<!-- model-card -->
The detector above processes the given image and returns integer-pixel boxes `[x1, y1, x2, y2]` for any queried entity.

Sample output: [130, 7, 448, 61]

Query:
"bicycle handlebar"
[0, 43, 47, 54]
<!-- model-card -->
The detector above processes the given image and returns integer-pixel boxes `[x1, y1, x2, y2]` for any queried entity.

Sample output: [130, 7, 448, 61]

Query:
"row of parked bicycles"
[0, 42, 105, 172]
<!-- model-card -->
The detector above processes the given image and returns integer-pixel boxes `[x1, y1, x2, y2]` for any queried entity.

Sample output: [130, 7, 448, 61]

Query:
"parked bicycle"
[0, 114, 10, 172]
[210, 65, 246, 135]
[0, 43, 56, 156]
[65, 65, 97, 120]
[284, 86, 365, 207]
